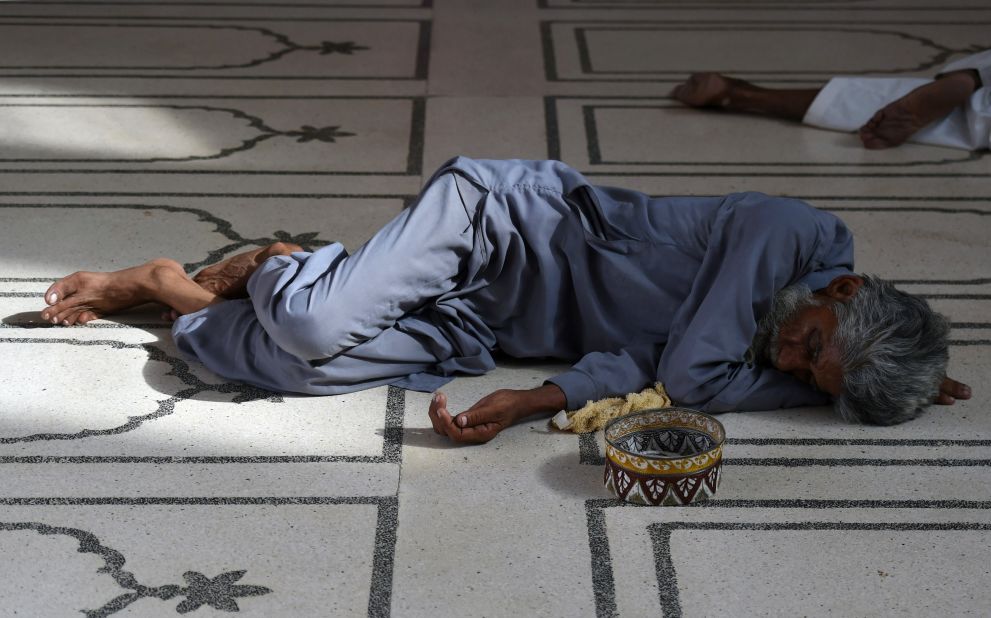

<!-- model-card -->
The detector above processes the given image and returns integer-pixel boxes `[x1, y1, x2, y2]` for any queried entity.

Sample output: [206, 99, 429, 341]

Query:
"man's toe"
[40, 302, 62, 322]
[861, 131, 895, 149]
[53, 304, 84, 325]
[44, 273, 81, 306]
[61, 309, 86, 326]
[858, 123, 890, 149]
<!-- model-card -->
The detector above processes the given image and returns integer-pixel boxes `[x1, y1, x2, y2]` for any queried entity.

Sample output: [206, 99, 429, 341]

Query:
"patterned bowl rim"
[604, 455, 724, 480]
[603, 407, 726, 462]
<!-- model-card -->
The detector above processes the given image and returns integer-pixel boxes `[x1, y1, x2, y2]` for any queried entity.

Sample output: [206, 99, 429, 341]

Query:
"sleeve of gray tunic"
[548, 193, 853, 413]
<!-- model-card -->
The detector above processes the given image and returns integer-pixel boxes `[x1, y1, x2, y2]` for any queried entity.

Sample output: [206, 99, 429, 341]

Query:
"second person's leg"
[672, 72, 820, 121]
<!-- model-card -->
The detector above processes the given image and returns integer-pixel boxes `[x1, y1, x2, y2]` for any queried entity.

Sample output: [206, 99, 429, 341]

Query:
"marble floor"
[0, 0, 988, 616]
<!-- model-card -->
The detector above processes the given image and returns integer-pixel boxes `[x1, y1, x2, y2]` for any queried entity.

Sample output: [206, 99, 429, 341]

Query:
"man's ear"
[822, 274, 864, 302]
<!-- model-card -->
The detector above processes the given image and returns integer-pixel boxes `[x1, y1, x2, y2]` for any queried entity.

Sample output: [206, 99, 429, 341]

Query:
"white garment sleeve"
[938, 49, 991, 89]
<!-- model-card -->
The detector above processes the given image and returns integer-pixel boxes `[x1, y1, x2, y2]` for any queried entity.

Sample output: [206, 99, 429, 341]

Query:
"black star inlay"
[284, 125, 356, 143]
[175, 570, 271, 614]
[318, 41, 370, 55]
[272, 230, 325, 251]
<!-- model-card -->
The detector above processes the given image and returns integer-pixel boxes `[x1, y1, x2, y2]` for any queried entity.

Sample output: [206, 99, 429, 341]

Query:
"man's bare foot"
[672, 72, 743, 108]
[858, 70, 979, 149]
[192, 242, 302, 299]
[857, 104, 924, 150]
[41, 259, 188, 326]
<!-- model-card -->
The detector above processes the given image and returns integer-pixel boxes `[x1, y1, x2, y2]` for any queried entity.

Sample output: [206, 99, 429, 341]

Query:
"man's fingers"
[448, 420, 498, 444]
[428, 392, 446, 435]
[438, 406, 496, 444]
[454, 398, 500, 429]
[934, 376, 972, 405]
[427, 391, 506, 445]
[430, 392, 453, 436]
[941, 377, 972, 400]
[427, 407, 440, 435]
[434, 399, 462, 439]
[455, 409, 475, 428]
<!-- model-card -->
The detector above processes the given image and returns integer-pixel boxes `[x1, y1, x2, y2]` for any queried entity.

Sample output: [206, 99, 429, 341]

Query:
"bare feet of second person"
[671, 72, 741, 108]
[41, 259, 191, 326]
[858, 69, 980, 149]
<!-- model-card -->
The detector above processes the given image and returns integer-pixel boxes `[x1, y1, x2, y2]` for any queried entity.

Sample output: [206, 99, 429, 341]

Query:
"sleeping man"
[37, 157, 972, 443]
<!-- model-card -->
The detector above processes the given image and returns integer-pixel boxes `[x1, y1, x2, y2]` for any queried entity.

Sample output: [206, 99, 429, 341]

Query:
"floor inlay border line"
[537, 0, 990, 9]
[580, 103, 979, 168]
[0, 19, 432, 80]
[544, 96, 991, 173]
[541, 20, 991, 83]
[573, 25, 970, 77]
[0, 337, 406, 463]
[544, 97, 991, 176]
[648, 520, 991, 618]
[2, 0, 433, 7]
[0, 199, 415, 272]
[585, 497, 991, 618]
[578, 433, 991, 466]
[0, 96, 426, 175]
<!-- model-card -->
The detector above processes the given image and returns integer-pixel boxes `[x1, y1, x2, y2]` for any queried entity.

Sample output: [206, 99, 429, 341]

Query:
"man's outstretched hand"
[428, 384, 567, 445]
[936, 376, 972, 405]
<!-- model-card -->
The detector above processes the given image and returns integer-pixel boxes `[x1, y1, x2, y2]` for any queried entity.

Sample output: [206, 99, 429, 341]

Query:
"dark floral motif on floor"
[0, 23, 372, 71]
[0, 103, 360, 165]
[284, 125, 356, 143]
[315, 41, 371, 55]
[271, 230, 328, 253]
[0, 522, 271, 616]
[176, 570, 271, 614]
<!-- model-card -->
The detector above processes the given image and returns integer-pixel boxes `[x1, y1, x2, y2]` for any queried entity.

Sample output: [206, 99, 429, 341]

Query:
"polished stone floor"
[0, 0, 988, 615]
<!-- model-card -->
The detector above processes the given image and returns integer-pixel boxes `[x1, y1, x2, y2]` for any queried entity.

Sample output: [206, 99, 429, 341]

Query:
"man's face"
[771, 301, 844, 397]
[752, 285, 845, 397]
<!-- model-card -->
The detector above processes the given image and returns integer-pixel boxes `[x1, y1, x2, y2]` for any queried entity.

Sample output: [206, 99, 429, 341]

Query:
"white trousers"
[802, 49, 991, 150]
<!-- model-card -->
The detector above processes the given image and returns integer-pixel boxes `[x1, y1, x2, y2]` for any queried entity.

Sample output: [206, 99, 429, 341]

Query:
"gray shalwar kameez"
[173, 157, 852, 413]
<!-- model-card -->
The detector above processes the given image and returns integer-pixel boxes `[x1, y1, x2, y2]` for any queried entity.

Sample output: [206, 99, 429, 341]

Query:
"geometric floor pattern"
[0, 0, 988, 615]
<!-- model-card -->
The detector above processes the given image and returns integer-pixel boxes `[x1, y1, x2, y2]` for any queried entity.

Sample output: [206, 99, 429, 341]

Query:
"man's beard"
[747, 284, 822, 367]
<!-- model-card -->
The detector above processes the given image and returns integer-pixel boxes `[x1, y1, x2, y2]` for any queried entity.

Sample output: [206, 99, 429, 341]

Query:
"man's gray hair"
[832, 275, 950, 425]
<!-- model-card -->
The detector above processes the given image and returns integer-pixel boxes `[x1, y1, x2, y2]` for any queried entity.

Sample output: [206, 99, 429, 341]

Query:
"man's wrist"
[516, 384, 567, 421]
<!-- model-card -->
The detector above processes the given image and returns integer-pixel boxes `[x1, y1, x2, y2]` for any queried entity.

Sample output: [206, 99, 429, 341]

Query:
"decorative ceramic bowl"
[603, 408, 725, 506]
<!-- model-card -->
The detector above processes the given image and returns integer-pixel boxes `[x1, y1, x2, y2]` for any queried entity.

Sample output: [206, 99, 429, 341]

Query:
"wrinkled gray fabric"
[173, 157, 853, 412]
